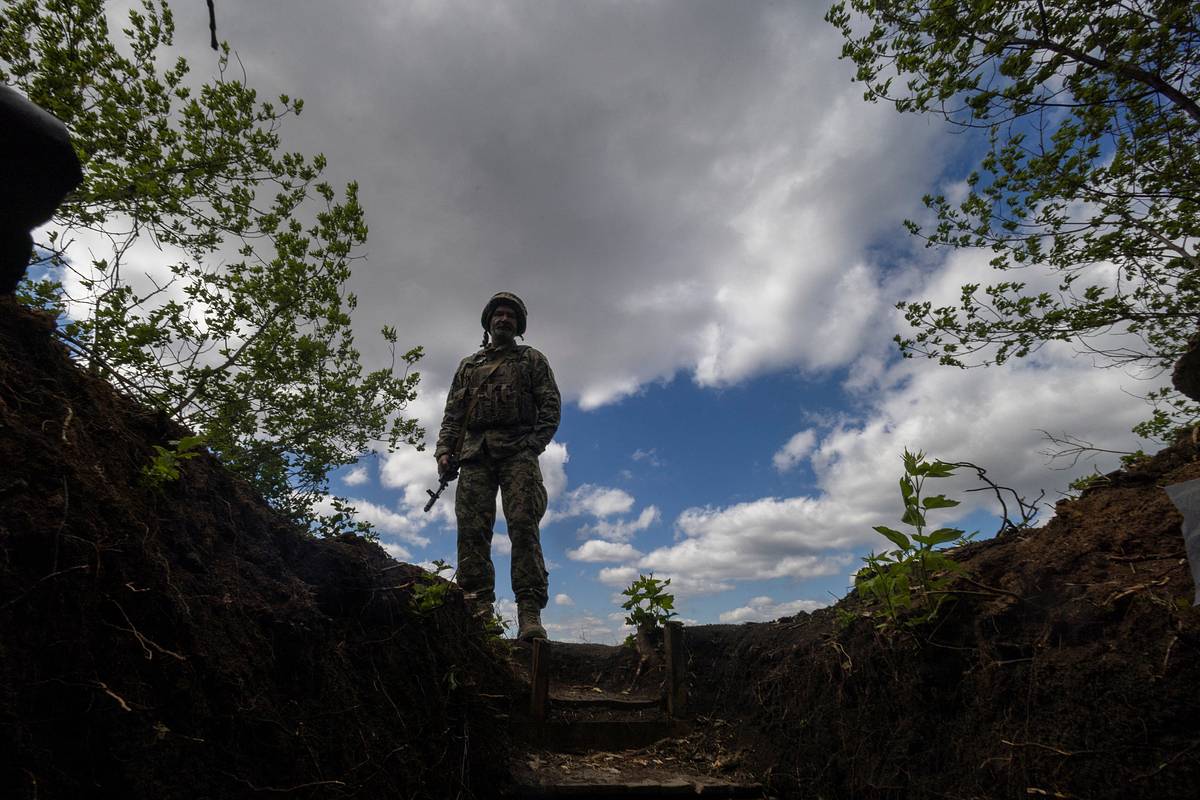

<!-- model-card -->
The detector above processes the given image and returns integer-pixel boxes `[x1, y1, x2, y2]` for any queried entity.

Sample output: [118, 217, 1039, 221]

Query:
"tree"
[0, 0, 423, 533]
[826, 0, 1200, 437]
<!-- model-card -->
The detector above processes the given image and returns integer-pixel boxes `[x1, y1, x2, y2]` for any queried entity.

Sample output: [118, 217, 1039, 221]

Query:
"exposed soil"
[4, 292, 1200, 799]
[684, 441, 1200, 799]
[0, 297, 519, 799]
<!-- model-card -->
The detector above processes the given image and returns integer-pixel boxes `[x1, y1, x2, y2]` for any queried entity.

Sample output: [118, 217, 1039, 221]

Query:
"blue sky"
[43, 0, 1166, 642]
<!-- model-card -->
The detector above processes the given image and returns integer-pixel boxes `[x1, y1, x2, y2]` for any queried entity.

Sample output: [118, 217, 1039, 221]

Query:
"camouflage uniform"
[435, 340, 560, 609]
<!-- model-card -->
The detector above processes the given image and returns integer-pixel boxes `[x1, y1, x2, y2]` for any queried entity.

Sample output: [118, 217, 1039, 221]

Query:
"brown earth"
[0, 297, 519, 799]
[3, 293, 1200, 799]
[684, 443, 1200, 799]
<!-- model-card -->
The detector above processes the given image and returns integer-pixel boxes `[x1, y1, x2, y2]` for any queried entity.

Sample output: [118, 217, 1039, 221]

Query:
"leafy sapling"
[621, 573, 677, 661]
[621, 573, 678, 629]
[141, 434, 207, 489]
[856, 449, 975, 628]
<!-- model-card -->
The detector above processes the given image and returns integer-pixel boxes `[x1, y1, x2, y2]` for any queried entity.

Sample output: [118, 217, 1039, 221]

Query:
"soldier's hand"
[437, 454, 454, 477]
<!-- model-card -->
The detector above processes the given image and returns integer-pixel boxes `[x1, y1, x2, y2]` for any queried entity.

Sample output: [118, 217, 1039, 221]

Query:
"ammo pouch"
[465, 354, 536, 431]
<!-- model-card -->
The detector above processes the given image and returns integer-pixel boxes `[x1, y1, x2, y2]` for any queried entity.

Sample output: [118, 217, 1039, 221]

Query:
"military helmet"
[481, 291, 527, 335]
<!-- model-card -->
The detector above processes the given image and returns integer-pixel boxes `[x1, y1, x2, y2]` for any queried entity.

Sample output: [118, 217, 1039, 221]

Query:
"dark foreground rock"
[0, 297, 517, 799]
[685, 439, 1200, 799]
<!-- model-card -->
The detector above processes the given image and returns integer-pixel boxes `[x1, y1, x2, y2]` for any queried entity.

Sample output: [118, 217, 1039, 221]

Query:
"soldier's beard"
[490, 326, 515, 346]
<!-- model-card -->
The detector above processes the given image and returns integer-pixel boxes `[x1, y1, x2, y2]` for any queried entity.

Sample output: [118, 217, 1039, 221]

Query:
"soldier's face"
[490, 305, 519, 341]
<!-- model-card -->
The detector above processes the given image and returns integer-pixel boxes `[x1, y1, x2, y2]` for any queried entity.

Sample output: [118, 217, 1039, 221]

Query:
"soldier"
[435, 292, 560, 641]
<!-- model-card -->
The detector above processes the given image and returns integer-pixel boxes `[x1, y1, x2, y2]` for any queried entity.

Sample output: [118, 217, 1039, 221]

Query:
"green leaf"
[873, 525, 911, 550]
[901, 506, 925, 527]
[924, 461, 956, 478]
[927, 527, 964, 545]
[922, 495, 960, 510]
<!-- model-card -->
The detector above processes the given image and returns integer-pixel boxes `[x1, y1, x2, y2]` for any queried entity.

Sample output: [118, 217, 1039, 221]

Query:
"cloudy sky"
[90, 0, 1164, 641]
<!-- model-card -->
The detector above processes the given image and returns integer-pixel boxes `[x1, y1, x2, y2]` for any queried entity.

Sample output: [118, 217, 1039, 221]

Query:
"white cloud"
[567, 540, 644, 563]
[494, 532, 512, 555]
[540, 441, 570, 505]
[578, 505, 661, 542]
[631, 448, 664, 467]
[718, 595, 828, 624]
[416, 558, 455, 574]
[314, 496, 430, 547]
[544, 612, 624, 644]
[597, 566, 639, 588]
[378, 444, 456, 526]
[379, 540, 412, 561]
[639, 342, 1159, 596]
[554, 593, 574, 606]
[773, 429, 817, 472]
[152, 0, 952, 422]
[564, 485, 635, 518]
[343, 465, 370, 486]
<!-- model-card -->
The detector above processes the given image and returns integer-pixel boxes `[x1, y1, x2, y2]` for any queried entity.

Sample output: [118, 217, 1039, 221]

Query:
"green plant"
[855, 450, 975, 629]
[141, 434, 206, 488]
[484, 612, 509, 639]
[834, 606, 859, 632]
[410, 559, 453, 615]
[2, 0, 423, 536]
[621, 574, 678, 629]
[1067, 468, 1109, 495]
[826, 0, 1200, 439]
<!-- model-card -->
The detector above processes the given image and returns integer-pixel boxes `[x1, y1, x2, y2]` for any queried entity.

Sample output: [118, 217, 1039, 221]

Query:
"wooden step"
[506, 751, 764, 798]
[513, 719, 691, 752]
[506, 779, 764, 797]
[550, 692, 662, 711]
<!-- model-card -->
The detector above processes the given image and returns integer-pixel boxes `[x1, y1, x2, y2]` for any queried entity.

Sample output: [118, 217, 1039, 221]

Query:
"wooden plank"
[511, 719, 692, 752]
[664, 621, 686, 718]
[530, 637, 551, 721]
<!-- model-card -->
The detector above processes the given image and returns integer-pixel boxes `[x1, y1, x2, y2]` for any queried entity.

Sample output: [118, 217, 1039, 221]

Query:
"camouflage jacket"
[435, 343, 560, 463]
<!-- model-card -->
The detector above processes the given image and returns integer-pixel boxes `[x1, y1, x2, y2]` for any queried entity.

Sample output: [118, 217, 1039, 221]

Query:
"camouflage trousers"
[455, 450, 549, 609]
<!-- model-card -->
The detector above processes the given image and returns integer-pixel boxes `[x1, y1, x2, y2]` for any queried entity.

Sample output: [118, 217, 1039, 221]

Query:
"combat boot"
[516, 599, 547, 641]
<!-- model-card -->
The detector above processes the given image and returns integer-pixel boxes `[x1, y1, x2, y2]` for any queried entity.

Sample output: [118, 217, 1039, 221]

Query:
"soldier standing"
[435, 292, 560, 641]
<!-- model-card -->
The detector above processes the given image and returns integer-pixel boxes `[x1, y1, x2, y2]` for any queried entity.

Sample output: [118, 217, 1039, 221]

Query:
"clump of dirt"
[686, 435, 1200, 799]
[0, 297, 519, 799]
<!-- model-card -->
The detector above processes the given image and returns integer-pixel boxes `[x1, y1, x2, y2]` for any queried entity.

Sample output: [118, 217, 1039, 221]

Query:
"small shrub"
[621, 573, 677, 629]
[855, 449, 975, 629]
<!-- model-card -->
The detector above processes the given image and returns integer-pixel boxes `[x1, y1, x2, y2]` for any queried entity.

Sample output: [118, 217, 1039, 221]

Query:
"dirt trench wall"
[0, 298, 515, 799]
[685, 443, 1200, 800]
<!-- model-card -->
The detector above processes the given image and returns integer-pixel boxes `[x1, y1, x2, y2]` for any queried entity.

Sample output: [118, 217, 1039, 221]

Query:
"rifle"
[424, 458, 458, 512]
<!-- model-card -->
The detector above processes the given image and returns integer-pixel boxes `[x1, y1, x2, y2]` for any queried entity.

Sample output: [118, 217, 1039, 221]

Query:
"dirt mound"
[686, 438, 1200, 799]
[6, 291, 1200, 800]
[0, 298, 518, 799]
